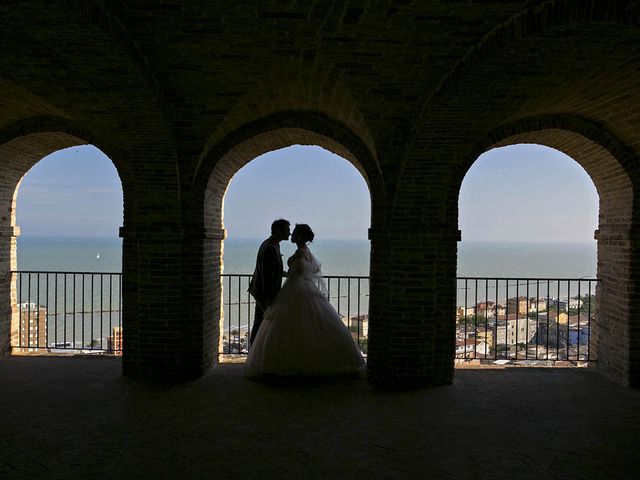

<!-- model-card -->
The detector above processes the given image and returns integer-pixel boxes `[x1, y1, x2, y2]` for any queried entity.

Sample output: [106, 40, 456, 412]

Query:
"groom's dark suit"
[248, 237, 284, 344]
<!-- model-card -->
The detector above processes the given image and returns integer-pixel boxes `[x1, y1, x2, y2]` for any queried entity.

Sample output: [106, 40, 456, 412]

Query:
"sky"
[223, 147, 370, 239]
[459, 144, 598, 242]
[15, 143, 598, 242]
[16, 145, 123, 237]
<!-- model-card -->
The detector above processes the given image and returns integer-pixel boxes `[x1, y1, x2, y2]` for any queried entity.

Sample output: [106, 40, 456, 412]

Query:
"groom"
[248, 218, 291, 345]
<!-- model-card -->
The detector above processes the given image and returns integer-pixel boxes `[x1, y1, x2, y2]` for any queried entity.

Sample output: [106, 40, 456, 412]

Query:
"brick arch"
[198, 62, 377, 171]
[3, 0, 165, 108]
[454, 115, 636, 234]
[0, 117, 129, 357]
[183, 111, 384, 374]
[421, 0, 640, 118]
[0, 116, 134, 185]
[454, 115, 638, 386]
[401, 14, 640, 201]
[194, 111, 384, 229]
[54, 0, 174, 134]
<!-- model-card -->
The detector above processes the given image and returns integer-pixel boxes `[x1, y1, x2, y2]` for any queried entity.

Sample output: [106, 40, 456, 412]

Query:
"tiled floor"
[1, 356, 638, 479]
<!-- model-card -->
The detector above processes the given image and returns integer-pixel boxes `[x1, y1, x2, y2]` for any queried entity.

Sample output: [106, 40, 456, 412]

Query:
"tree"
[459, 314, 485, 327]
[579, 294, 597, 315]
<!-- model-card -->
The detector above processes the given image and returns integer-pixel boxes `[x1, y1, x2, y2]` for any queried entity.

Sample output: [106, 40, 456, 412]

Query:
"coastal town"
[222, 292, 595, 365]
[455, 294, 595, 363]
[17, 291, 595, 365]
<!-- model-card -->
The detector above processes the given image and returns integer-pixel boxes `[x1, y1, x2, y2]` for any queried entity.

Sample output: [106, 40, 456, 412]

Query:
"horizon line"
[17, 235, 596, 244]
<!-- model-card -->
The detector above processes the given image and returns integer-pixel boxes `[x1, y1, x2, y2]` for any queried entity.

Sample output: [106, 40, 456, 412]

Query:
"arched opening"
[192, 117, 384, 374]
[456, 124, 635, 384]
[220, 144, 371, 356]
[0, 132, 125, 357]
[458, 144, 599, 365]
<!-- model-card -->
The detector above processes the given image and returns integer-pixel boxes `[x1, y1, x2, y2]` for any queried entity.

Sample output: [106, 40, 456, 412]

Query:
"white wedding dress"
[245, 247, 365, 377]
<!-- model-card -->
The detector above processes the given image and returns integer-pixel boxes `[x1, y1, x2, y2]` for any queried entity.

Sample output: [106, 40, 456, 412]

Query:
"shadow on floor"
[1, 356, 638, 479]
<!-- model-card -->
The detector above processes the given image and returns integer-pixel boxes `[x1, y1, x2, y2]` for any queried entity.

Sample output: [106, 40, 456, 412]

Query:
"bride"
[245, 224, 365, 377]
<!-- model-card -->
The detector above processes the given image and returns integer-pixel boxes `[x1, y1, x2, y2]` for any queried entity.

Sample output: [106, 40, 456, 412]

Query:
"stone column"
[367, 226, 459, 388]
[120, 225, 188, 379]
[121, 222, 229, 380]
[593, 224, 638, 387]
[0, 225, 19, 357]
[181, 225, 226, 377]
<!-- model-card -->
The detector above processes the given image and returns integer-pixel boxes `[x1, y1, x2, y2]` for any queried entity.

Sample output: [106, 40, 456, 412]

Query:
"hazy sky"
[16, 146, 123, 237]
[223, 147, 370, 239]
[15, 143, 598, 242]
[459, 144, 598, 242]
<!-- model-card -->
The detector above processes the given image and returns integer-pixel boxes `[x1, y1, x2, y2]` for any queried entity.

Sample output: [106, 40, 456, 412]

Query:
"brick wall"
[1, 0, 640, 389]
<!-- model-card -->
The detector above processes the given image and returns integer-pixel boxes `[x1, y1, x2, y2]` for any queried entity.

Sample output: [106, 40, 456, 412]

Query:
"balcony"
[12, 271, 122, 354]
[4, 272, 638, 478]
[12, 271, 598, 369]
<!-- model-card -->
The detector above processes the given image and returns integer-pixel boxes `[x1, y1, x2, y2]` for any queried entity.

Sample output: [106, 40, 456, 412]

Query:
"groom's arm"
[262, 245, 281, 305]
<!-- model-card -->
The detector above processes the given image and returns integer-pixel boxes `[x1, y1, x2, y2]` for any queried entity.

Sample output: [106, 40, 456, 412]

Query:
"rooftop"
[1, 357, 638, 479]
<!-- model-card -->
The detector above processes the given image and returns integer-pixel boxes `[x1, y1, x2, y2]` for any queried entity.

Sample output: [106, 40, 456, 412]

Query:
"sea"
[16, 236, 598, 278]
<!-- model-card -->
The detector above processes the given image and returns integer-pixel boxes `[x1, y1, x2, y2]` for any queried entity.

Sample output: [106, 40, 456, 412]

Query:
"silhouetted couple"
[246, 219, 364, 377]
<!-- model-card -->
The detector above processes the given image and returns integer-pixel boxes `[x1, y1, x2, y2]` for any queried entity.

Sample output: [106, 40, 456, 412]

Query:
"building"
[534, 317, 569, 350]
[548, 311, 569, 325]
[507, 296, 529, 316]
[476, 301, 496, 317]
[455, 339, 491, 358]
[568, 315, 592, 347]
[568, 314, 591, 326]
[548, 298, 568, 311]
[15, 302, 47, 352]
[494, 317, 537, 347]
[568, 297, 583, 310]
[106, 327, 123, 356]
[475, 326, 495, 350]
[456, 306, 477, 320]
[342, 314, 369, 339]
[349, 314, 369, 337]
[528, 297, 548, 312]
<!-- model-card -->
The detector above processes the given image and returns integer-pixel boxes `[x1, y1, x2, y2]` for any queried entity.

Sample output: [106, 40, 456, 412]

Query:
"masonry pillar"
[367, 227, 458, 388]
[0, 225, 19, 357]
[120, 226, 192, 380]
[181, 226, 226, 376]
[594, 223, 640, 387]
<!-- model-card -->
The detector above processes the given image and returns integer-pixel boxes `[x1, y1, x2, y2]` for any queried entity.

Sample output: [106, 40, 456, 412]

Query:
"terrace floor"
[0, 356, 638, 479]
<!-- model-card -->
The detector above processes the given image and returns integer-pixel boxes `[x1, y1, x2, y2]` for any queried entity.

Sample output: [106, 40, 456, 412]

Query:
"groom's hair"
[271, 218, 290, 234]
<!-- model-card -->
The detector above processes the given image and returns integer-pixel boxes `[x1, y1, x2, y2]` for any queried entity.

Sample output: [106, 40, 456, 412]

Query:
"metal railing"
[12, 271, 122, 353]
[456, 277, 599, 363]
[10, 272, 598, 364]
[221, 274, 370, 356]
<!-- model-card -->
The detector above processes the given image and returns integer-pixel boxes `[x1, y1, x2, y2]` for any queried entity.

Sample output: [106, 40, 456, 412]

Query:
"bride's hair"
[293, 224, 314, 243]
